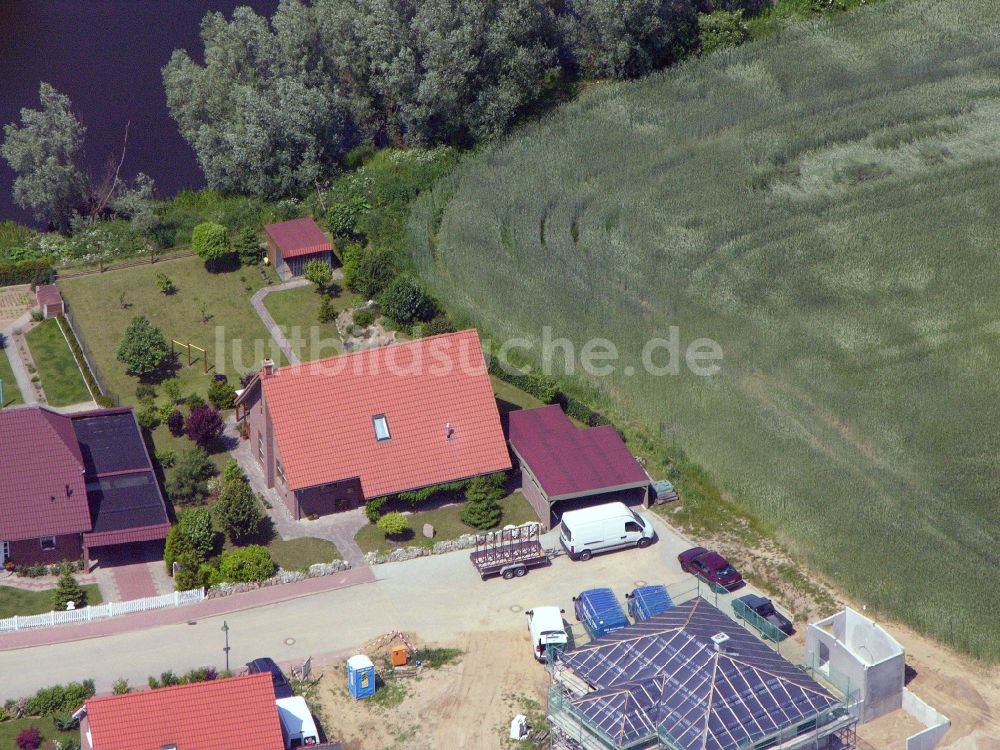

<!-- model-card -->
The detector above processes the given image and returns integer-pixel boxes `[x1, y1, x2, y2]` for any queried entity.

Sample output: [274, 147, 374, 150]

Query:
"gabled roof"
[84, 673, 286, 750]
[559, 598, 841, 750]
[0, 406, 90, 540]
[508, 405, 647, 500]
[260, 330, 511, 497]
[264, 217, 332, 259]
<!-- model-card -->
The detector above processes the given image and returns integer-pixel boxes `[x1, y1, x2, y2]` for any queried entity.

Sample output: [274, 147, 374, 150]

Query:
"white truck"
[276, 695, 321, 748]
[525, 606, 569, 662]
[558, 501, 655, 561]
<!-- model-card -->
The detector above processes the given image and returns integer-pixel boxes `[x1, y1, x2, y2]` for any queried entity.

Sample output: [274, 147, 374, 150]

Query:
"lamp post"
[221, 621, 231, 674]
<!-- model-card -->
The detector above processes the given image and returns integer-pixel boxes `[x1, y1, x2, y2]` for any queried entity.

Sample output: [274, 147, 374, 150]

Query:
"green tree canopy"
[303, 258, 333, 291]
[1, 83, 88, 231]
[53, 569, 87, 610]
[215, 477, 266, 544]
[177, 507, 219, 560]
[191, 222, 230, 269]
[379, 273, 434, 324]
[218, 545, 276, 582]
[116, 316, 170, 378]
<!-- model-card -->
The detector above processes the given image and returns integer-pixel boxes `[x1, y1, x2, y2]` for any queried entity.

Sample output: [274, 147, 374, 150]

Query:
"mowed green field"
[410, 0, 1000, 657]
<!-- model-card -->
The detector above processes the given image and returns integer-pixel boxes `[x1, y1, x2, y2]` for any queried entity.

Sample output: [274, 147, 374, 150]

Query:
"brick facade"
[6, 533, 83, 566]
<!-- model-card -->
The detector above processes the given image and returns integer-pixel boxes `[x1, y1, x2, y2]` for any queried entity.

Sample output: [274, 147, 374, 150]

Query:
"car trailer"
[470, 523, 548, 580]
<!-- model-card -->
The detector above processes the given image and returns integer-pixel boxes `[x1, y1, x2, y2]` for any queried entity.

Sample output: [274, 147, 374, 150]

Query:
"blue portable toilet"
[347, 654, 376, 700]
[627, 584, 674, 622]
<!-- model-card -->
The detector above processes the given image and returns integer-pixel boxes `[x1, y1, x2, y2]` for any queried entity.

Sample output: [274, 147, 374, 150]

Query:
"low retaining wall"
[207, 560, 352, 598]
[363, 535, 479, 565]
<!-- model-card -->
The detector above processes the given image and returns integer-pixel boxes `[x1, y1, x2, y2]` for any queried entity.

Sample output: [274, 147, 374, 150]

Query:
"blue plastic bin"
[627, 585, 674, 621]
[574, 587, 629, 639]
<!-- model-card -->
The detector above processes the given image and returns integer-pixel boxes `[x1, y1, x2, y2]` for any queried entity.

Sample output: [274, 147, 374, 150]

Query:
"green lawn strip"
[262, 285, 357, 362]
[24, 318, 91, 406]
[0, 717, 78, 746]
[355, 491, 537, 554]
[0, 346, 24, 406]
[0, 583, 103, 619]
[266, 537, 341, 571]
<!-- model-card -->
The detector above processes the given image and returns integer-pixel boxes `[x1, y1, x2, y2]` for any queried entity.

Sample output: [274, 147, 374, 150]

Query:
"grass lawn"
[266, 537, 341, 571]
[58, 256, 280, 405]
[0, 717, 78, 747]
[59, 256, 282, 480]
[0, 583, 103, 618]
[24, 318, 91, 406]
[0, 347, 23, 406]
[263, 285, 358, 362]
[355, 491, 538, 554]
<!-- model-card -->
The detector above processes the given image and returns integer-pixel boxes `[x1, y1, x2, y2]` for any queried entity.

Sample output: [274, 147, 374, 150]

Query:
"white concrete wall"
[903, 689, 950, 750]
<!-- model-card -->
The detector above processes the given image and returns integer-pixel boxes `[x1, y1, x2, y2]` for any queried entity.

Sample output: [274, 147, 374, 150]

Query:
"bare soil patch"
[315, 631, 549, 750]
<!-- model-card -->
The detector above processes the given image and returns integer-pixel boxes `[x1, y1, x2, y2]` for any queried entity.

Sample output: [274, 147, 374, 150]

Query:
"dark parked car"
[677, 547, 744, 591]
[733, 594, 794, 637]
[246, 657, 294, 699]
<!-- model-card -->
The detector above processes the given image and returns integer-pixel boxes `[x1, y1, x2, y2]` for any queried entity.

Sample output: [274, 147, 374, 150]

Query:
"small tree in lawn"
[379, 274, 434, 324]
[116, 316, 170, 379]
[377, 512, 409, 539]
[460, 472, 506, 529]
[166, 409, 185, 436]
[192, 222, 230, 271]
[234, 226, 260, 266]
[186, 404, 223, 447]
[53, 569, 86, 610]
[165, 446, 214, 505]
[215, 477, 266, 544]
[303, 258, 333, 292]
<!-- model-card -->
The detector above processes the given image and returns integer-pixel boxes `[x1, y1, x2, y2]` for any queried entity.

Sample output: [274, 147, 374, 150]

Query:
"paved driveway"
[91, 541, 173, 602]
[0, 513, 785, 698]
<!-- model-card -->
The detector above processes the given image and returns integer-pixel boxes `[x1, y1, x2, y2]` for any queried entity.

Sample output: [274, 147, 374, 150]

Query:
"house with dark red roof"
[264, 217, 333, 278]
[508, 404, 650, 526]
[78, 673, 288, 750]
[235, 330, 511, 519]
[0, 406, 170, 568]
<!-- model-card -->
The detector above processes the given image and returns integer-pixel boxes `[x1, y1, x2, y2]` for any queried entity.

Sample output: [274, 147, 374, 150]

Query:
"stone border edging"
[206, 559, 352, 598]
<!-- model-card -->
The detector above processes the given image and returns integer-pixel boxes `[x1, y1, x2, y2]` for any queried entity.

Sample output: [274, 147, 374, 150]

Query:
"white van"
[276, 695, 320, 748]
[526, 606, 569, 662]
[558, 502, 655, 561]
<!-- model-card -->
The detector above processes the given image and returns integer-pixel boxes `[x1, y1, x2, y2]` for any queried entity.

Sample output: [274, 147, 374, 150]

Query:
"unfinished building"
[548, 598, 858, 750]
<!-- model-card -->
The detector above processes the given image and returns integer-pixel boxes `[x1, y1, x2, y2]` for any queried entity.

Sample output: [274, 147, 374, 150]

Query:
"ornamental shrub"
[191, 222, 230, 270]
[52, 569, 86, 610]
[304, 258, 334, 290]
[24, 680, 95, 717]
[218, 545, 275, 583]
[178, 507, 219, 559]
[165, 447, 214, 505]
[207, 378, 236, 409]
[352, 307, 375, 328]
[377, 512, 409, 538]
[465, 472, 506, 504]
[460, 499, 502, 529]
[166, 409, 185, 436]
[234, 226, 260, 265]
[15, 727, 40, 750]
[223, 458, 244, 486]
[378, 274, 434, 324]
[112, 678, 131, 695]
[186, 404, 223, 447]
[365, 496, 388, 523]
[135, 404, 159, 431]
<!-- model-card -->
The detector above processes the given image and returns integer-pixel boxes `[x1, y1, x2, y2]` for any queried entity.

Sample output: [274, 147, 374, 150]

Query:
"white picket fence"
[0, 587, 205, 633]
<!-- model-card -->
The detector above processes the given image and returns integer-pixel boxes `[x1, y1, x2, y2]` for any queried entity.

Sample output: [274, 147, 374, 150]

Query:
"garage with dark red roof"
[508, 405, 650, 527]
[264, 216, 333, 278]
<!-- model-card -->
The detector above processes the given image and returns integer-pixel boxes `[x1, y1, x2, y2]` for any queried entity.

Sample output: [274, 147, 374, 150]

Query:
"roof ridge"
[87, 673, 270, 704]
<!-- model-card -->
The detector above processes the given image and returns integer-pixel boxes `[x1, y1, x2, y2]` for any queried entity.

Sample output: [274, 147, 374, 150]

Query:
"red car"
[677, 547, 744, 591]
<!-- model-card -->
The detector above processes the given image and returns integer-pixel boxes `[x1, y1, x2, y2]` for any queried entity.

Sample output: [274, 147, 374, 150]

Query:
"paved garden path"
[250, 273, 344, 366]
[225, 417, 369, 567]
[1, 311, 38, 404]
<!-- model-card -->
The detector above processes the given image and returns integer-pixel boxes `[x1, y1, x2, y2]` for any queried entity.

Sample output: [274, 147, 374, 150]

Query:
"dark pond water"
[0, 0, 278, 225]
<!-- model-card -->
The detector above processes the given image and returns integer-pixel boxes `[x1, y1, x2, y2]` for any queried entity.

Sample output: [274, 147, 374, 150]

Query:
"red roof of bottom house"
[0, 406, 90, 540]
[259, 329, 511, 497]
[508, 405, 649, 501]
[264, 216, 332, 259]
[84, 673, 286, 750]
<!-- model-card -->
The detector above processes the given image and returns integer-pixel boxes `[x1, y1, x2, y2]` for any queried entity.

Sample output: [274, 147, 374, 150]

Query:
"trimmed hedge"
[23, 680, 95, 718]
[0, 257, 52, 287]
[54, 314, 104, 403]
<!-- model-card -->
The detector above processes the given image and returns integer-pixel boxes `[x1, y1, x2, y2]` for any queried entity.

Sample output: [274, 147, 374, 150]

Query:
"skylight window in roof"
[373, 414, 391, 441]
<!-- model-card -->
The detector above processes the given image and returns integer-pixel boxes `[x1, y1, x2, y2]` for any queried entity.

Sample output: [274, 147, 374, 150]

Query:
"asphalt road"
[0, 512, 767, 698]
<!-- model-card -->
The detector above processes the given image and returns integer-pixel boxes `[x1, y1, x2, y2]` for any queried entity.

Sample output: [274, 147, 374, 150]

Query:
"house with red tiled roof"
[264, 217, 333, 278]
[78, 673, 287, 750]
[0, 406, 170, 568]
[508, 405, 650, 526]
[235, 330, 511, 519]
